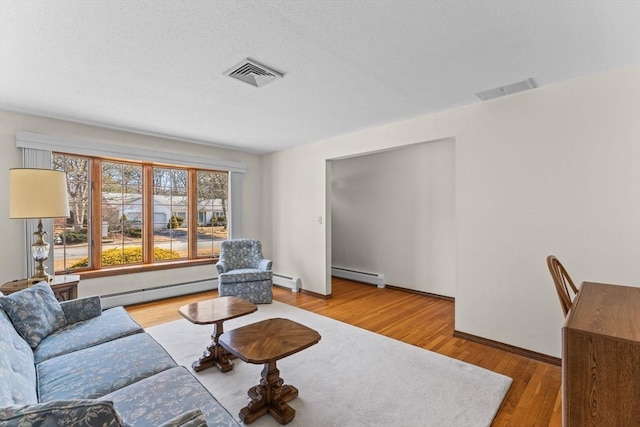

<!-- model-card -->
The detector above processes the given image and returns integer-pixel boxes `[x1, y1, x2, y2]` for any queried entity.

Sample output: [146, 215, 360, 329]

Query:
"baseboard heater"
[273, 273, 301, 292]
[331, 266, 386, 288]
[100, 278, 217, 309]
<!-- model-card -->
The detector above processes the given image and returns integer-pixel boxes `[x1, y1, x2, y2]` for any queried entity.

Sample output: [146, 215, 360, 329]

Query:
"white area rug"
[147, 301, 511, 427]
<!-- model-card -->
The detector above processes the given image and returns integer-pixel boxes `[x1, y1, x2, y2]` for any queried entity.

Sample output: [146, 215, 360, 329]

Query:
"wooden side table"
[1, 275, 80, 302]
[178, 296, 258, 372]
[219, 318, 321, 425]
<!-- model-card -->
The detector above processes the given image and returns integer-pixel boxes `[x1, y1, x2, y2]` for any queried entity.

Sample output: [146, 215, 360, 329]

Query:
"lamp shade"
[9, 168, 70, 219]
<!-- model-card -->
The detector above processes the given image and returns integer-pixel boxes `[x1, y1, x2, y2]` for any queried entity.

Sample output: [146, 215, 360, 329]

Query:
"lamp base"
[29, 219, 53, 286]
[28, 272, 52, 286]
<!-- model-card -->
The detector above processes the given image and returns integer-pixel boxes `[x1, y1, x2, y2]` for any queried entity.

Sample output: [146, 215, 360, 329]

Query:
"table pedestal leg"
[192, 321, 234, 372]
[240, 360, 298, 425]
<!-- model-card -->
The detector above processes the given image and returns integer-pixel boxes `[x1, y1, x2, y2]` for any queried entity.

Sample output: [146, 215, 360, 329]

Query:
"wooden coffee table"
[219, 317, 321, 425]
[178, 296, 257, 372]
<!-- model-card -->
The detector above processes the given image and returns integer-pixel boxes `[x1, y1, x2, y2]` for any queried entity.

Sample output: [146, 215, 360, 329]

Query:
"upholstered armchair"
[216, 239, 273, 304]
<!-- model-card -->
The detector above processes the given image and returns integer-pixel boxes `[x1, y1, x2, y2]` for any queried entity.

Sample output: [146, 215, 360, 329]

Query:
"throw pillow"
[0, 399, 125, 426]
[0, 282, 67, 348]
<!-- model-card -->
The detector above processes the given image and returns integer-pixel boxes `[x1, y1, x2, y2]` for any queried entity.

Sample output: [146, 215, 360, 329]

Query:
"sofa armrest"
[215, 261, 227, 274]
[257, 258, 272, 271]
[157, 409, 209, 427]
[0, 399, 124, 427]
[60, 296, 102, 324]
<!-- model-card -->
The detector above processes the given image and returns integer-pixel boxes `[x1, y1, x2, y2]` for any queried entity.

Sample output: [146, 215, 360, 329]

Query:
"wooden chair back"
[547, 255, 579, 316]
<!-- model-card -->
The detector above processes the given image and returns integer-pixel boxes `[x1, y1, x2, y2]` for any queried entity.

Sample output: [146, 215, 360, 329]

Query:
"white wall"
[331, 139, 455, 297]
[264, 66, 640, 357]
[261, 143, 328, 289]
[0, 110, 266, 297]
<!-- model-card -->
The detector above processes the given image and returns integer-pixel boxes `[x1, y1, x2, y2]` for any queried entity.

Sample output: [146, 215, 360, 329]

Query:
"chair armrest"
[157, 409, 208, 427]
[60, 296, 102, 324]
[257, 258, 272, 271]
[216, 261, 227, 274]
[0, 400, 124, 426]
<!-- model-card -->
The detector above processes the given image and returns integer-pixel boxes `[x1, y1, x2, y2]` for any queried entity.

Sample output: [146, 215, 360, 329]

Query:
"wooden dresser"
[563, 282, 640, 426]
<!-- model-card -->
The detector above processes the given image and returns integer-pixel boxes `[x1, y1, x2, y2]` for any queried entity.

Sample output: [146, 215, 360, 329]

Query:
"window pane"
[196, 170, 228, 258]
[52, 154, 91, 272]
[102, 161, 143, 266]
[153, 167, 188, 261]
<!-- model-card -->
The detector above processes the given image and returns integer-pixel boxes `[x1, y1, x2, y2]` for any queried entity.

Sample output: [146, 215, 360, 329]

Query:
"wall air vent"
[224, 58, 284, 88]
[475, 78, 537, 101]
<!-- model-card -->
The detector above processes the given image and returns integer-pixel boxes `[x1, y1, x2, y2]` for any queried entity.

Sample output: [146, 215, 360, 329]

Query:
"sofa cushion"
[60, 295, 102, 324]
[0, 399, 124, 426]
[100, 366, 240, 427]
[33, 306, 143, 364]
[0, 283, 67, 349]
[37, 333, 177, 401]
[0, 309, 37, 408]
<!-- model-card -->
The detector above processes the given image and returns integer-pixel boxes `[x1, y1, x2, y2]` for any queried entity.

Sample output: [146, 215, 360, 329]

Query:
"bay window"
[52, 152, 229, 276]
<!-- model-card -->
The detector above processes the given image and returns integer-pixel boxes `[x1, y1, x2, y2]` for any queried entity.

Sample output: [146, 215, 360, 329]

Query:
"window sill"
[60, 258, 217, 280]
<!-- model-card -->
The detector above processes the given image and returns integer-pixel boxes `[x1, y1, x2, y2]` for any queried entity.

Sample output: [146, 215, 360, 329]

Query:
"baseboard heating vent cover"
[331, 266, 386, 288]
[224, 58, 284, 88]
[100, 278, 216, 309]
[273, 273, 301, 292]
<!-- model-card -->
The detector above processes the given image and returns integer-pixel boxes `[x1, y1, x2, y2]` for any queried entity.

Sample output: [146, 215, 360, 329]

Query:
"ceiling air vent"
[224, 58, 284, 88]
[475, 78, 537, 101]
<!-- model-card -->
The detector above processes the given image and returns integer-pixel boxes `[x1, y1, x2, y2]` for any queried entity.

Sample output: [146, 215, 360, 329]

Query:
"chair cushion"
[37, 333, 177, 401]
[33, 306, 143, 364]
[0, 282, 67, 349]
[218, 269, 272, 284]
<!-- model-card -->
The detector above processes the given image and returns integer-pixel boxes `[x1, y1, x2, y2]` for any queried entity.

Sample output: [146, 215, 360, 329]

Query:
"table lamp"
[9, 168, 70, 285]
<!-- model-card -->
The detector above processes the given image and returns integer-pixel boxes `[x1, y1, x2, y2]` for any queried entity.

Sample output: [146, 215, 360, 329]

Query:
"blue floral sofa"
[0, 283, 240, 427]
[216, 239, 273, 304]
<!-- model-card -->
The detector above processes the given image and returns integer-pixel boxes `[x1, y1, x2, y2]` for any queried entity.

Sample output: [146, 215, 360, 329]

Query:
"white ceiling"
[1, 1, 638, 154]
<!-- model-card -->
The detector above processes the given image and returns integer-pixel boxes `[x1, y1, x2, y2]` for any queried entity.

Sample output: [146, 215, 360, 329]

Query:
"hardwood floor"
[126, 278, 562, 426]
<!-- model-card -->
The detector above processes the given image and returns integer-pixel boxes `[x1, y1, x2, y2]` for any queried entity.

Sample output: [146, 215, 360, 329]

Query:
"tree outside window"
[52, 154, 90, 271]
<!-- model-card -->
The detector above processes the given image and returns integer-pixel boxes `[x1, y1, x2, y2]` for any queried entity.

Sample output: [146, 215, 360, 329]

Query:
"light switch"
[317, 216, 323, 225]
